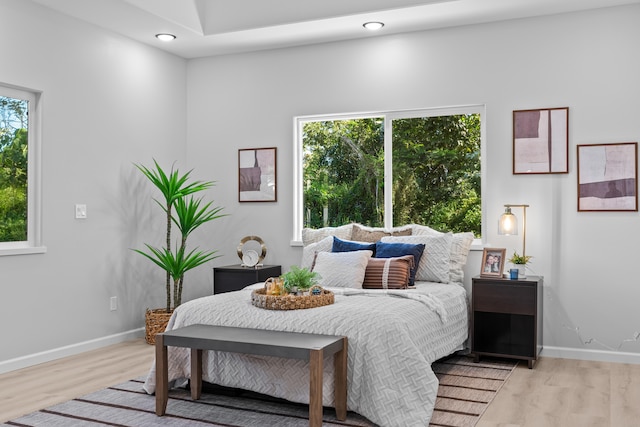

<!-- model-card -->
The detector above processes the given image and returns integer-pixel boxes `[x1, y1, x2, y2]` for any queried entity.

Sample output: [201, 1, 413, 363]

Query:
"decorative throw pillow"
[311, 250, 373, 288]
[411, 225, 474, 284]
[300, 236, 333, 269]
[374, 241, 425, 286]
[332, 236, 376, 254]
[381, 233, 453, 283]
[362, 255, 414, 289]
[302, 224, 353, 246]
[350, 224, 412, 243]
[409, 224, 440, 235]
[446, 232, 474, 283]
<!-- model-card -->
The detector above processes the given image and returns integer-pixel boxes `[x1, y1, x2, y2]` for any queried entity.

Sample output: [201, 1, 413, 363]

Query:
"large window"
[0, 84, 43, 255]
[293, 106, 483, 242]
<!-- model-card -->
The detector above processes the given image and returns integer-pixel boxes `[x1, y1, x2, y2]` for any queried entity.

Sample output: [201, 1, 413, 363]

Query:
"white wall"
[1, 1, 638, 370]
[0, 0, 188, 366]
[186, 4, 640, 362]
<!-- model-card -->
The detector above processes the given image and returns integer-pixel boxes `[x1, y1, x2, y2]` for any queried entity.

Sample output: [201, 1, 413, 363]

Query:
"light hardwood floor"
[477, 357, 640, 427]
[0, 338, 154, 423]
[1, 342, 639, 426]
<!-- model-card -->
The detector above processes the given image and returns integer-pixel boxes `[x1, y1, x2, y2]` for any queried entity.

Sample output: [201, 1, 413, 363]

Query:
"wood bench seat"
[155, 324, 347, 427]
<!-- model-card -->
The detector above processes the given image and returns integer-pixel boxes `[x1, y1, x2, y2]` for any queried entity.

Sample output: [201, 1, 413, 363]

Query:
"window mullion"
[383, 117, 393, 229]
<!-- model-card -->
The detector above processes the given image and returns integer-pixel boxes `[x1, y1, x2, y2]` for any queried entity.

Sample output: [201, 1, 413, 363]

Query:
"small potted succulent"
[507, 252, 532, 278]
[282, 265, 321, 295]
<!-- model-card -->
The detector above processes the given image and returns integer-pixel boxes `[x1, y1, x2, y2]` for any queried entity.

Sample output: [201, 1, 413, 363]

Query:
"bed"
[143, 223, 474, 426]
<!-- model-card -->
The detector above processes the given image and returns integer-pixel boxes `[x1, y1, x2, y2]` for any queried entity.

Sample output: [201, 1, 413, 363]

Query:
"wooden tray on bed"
[251, 286, 334, 310]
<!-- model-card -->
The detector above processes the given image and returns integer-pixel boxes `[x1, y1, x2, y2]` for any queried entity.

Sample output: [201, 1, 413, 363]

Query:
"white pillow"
[447, 232, 474, 283]
[381, 234, 453, 283]
[411, 225, 474, 284]
[311, 250, 373, 288]
[300, 235, 333, 269]
[302, 224, 353, 246]
[409, 224, 440, 235]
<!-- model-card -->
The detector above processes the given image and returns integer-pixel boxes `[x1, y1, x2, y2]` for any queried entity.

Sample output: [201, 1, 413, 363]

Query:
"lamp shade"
[498, 207, 518, 235]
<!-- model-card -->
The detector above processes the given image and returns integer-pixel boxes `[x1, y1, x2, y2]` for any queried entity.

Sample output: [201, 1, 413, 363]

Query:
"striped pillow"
[362, 255, 414, 289]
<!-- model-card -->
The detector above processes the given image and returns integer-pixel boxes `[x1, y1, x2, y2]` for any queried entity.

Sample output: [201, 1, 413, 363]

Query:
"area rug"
[429, 355, 519, 427]
[3, 355, 517, 427]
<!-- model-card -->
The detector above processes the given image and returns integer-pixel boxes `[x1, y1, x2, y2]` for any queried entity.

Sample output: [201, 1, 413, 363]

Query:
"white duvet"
[143, 282, 468, 427]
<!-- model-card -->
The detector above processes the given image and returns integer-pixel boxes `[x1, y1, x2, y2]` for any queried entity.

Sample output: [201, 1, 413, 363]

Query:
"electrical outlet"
[75, 204, 87, 219]
[110, 296, 117, 311]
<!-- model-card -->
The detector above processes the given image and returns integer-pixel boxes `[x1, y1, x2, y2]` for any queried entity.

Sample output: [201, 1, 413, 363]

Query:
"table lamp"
[498, 204, 529, 277]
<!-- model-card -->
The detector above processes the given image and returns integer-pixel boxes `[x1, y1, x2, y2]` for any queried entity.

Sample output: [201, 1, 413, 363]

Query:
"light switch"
[75, 204, 87, 219]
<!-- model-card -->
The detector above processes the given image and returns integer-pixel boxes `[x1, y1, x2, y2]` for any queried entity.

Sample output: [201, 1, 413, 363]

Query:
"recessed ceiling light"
[155, 33, 176, 42]
[363, 22, 384, 31]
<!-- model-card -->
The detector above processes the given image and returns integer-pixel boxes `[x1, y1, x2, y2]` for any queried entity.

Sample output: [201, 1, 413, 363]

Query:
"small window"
[0, 84, 44, 255]
[293, 106, 483, 242]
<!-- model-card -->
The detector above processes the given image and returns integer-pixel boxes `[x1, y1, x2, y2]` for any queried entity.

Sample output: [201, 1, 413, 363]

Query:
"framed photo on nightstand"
[480, 248, 506, 278]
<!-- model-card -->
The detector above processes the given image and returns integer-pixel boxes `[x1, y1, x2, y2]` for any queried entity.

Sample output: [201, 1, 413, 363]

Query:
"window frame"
[0, 83, 45, 256]
[292, 104, 486, 245]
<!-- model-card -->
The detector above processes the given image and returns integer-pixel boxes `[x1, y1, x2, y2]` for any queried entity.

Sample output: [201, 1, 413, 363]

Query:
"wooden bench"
[155, 324, 347, 427]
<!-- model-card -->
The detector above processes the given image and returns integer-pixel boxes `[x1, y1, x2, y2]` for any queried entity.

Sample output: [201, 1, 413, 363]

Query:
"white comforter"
[143, 282, 468, 427]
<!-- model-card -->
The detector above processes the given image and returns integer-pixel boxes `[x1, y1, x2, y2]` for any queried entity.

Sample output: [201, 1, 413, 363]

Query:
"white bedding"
[143, 281, 468, 427]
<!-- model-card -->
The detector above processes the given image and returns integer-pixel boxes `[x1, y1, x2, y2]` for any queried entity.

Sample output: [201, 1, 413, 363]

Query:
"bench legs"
[155, 334, 168, 416]
[309, 336, 348, 427]
[334, 337, 348, 421]
[191, 348, 203, 399]
[309, 349, 323, 427]
[156, 335, 348, 427]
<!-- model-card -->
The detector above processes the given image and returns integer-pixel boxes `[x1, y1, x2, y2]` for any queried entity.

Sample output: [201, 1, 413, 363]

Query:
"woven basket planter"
[145, 308, 173, 345]
[251, 286, 334, 310]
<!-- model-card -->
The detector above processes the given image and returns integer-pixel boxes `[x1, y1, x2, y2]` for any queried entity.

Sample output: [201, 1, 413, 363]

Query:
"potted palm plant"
[134, 160, 225, 344]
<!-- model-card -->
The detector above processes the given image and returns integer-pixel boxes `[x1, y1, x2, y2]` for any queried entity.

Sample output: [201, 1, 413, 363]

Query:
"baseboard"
[542, 346, 640, 365]
[0, 327, 145, 374]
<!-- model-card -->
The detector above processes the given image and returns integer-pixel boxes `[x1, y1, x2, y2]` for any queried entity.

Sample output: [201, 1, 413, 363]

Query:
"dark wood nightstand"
[213, 264, 282, 294]
[471, 275, 543, 368]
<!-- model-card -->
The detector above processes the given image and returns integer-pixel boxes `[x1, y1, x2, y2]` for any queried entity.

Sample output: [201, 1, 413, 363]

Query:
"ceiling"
[29, 0, 640, 59]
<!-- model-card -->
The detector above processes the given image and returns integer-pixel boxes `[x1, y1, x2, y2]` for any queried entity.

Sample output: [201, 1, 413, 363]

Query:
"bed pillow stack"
[300, 223, 474, 287]
[308, 236, 423, 289]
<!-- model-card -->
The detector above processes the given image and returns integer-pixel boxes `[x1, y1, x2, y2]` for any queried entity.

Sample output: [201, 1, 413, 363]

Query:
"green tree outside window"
[0, 95, 29, 242]
[302, 113, 481, 236]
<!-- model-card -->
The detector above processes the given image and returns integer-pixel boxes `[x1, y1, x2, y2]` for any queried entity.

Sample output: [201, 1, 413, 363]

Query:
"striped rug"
[429, 355, 519, 427]
[3, 355, 516, 427]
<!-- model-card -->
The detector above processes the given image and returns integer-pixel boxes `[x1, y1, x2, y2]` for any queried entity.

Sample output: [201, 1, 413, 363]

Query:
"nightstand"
[213, 264, 282, 294]
[471, 275, 543, 368]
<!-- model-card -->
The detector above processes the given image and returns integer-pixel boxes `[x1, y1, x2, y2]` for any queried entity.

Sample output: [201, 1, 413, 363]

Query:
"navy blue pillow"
[374, 241, 425, 286]
[332, 236, 376, 254]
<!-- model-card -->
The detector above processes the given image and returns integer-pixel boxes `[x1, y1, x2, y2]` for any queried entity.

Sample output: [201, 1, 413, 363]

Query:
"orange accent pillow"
[362, 255, 414, 289]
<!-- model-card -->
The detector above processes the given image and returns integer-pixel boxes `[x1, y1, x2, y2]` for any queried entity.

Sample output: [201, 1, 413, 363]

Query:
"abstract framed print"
[238, 147, 277, 202]
[577, 142, 637, 212]
[513, 107, 569, 174]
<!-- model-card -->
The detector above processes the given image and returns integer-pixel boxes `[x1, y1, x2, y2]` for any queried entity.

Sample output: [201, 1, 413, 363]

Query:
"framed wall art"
[513, 107, 569, 174]
[577, 142, 638, 212]
[238, 147, 277, 202]
[480, 248, 506, 278]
